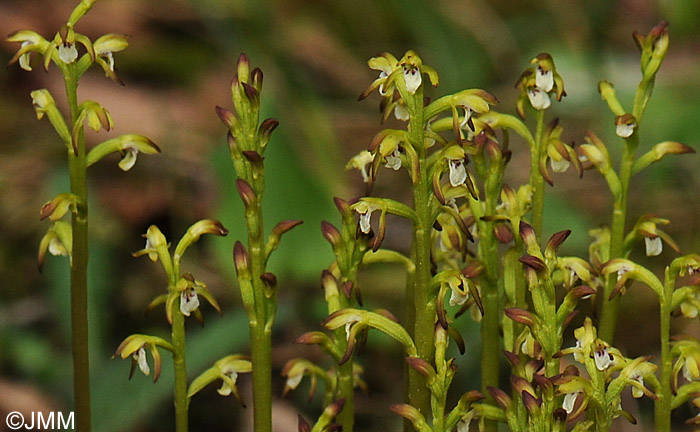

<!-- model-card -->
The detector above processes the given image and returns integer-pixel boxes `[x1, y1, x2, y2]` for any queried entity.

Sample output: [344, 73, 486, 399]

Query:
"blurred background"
[1, 0, 700, 430]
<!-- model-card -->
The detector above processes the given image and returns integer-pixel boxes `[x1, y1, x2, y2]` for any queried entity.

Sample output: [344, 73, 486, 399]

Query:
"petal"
[616, 123, 635, 138]
[134, 347, 150, 376]
[394, 103, 409, 121]
[527, 88, 551, 110]
[448, 159, 467, 187]
[594, 347, 612, 371]
[118, 148, 138, 171]
[536, 68, 554, 92]
[550, 157, 571, 173]
[562, 392, 578, 414]
[403, 65, 422, 94]
[385, 150, 402, 170]
[58, 43, 78, 64]
[359, 210, 372, 234]
[645, 236, 663, 257]
[180, 289, 200, 316]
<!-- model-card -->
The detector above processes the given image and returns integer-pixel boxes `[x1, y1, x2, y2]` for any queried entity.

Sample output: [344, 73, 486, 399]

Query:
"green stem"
[406, 87, 433, 420]
[247, 183, 273, 432]
[598, 134, 638, 342]
[479, 172, 501, 432]
[529, 110, 546, 238]
[655, 270, 674, 432]
[65, 71, 91, 432]
[172, 306, 189, 432]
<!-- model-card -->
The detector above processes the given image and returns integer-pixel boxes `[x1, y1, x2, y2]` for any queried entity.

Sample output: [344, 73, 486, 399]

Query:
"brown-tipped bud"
[511, 376, 535, 396]
[295, 331, 330, 345]
[242, 150, 264, 164]
[389, 404, 425, 425]
[215, 105, 237, 130]
[406, 357, 437, 381]
[495, 223, 514, 244]
[251, 67, 263, 91]
[570, 285, 596, 299]
[519, 220, 537, 243]
[321, 269, 339, 296]
[233, 241, 250, 278]
[553, 408, 567, 424]
[242, 82, 259, 105]
[562, 364, 580, 377]
[333, 197, 351, 216]
[504, 307, 536, 327]
[545, 229, 571, 256]
[321, 221, 342, 248]
[532, 373, 553, 393]
[522, 391, 542, 414]
[326, 398, 346, 418]
[462, 261, 485, 278]
[340, 280, 353, 300]
[236, 178, 256, 209]
[236, 53, 250, 77]
[297, 415, 311, 432]
[258, 118, 279, 151]
[519, 255, 547, 271]
[487, 386, 512, 409]
[271, 219, 303, 238]
[503, 350, 520, 367]
[260, 272, 277, 289]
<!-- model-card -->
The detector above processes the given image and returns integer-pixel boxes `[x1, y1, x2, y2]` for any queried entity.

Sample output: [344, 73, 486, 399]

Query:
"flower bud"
[233, 241, 251, 280]
[236, 178, 257, 210]
[258, 118, 279, 151]
[215, 105, 238, 130]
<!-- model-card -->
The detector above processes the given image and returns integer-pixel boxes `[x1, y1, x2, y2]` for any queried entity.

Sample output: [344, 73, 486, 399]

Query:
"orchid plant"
[10, 1, 700, 431]
[7, 0, 159, 430]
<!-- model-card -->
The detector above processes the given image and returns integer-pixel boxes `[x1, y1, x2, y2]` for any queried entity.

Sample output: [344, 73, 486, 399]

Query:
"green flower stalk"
[594, 21, 691, 342]
[514, 53, 567, 238]
[118, 220, 229, 432]
[8, 1, 159, 430]
[218, 54, 302, 432]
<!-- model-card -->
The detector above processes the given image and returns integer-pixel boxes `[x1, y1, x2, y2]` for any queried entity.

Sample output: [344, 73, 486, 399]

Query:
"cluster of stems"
[12, 1, 700, 431]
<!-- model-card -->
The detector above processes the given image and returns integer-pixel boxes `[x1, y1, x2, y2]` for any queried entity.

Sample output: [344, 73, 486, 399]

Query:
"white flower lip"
[527, 87, 551, 110]
[645, 236, 663, 256]
[536, 67, 554, 92]
[180, 288, 200, 316]
[448, 159, 467, 187]
[403, 65, 422, 94]
[134, 347, 150, 376]
[58, 42, 78, 64]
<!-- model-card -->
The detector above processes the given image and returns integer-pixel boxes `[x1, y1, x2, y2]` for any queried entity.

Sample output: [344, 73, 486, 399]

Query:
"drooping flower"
[354, 201, 379, 234]
[133, 346, 150, 376]
[615, 114, 637, 138]
[346, 150, 373, 183]
[180, 285, 200, 316]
